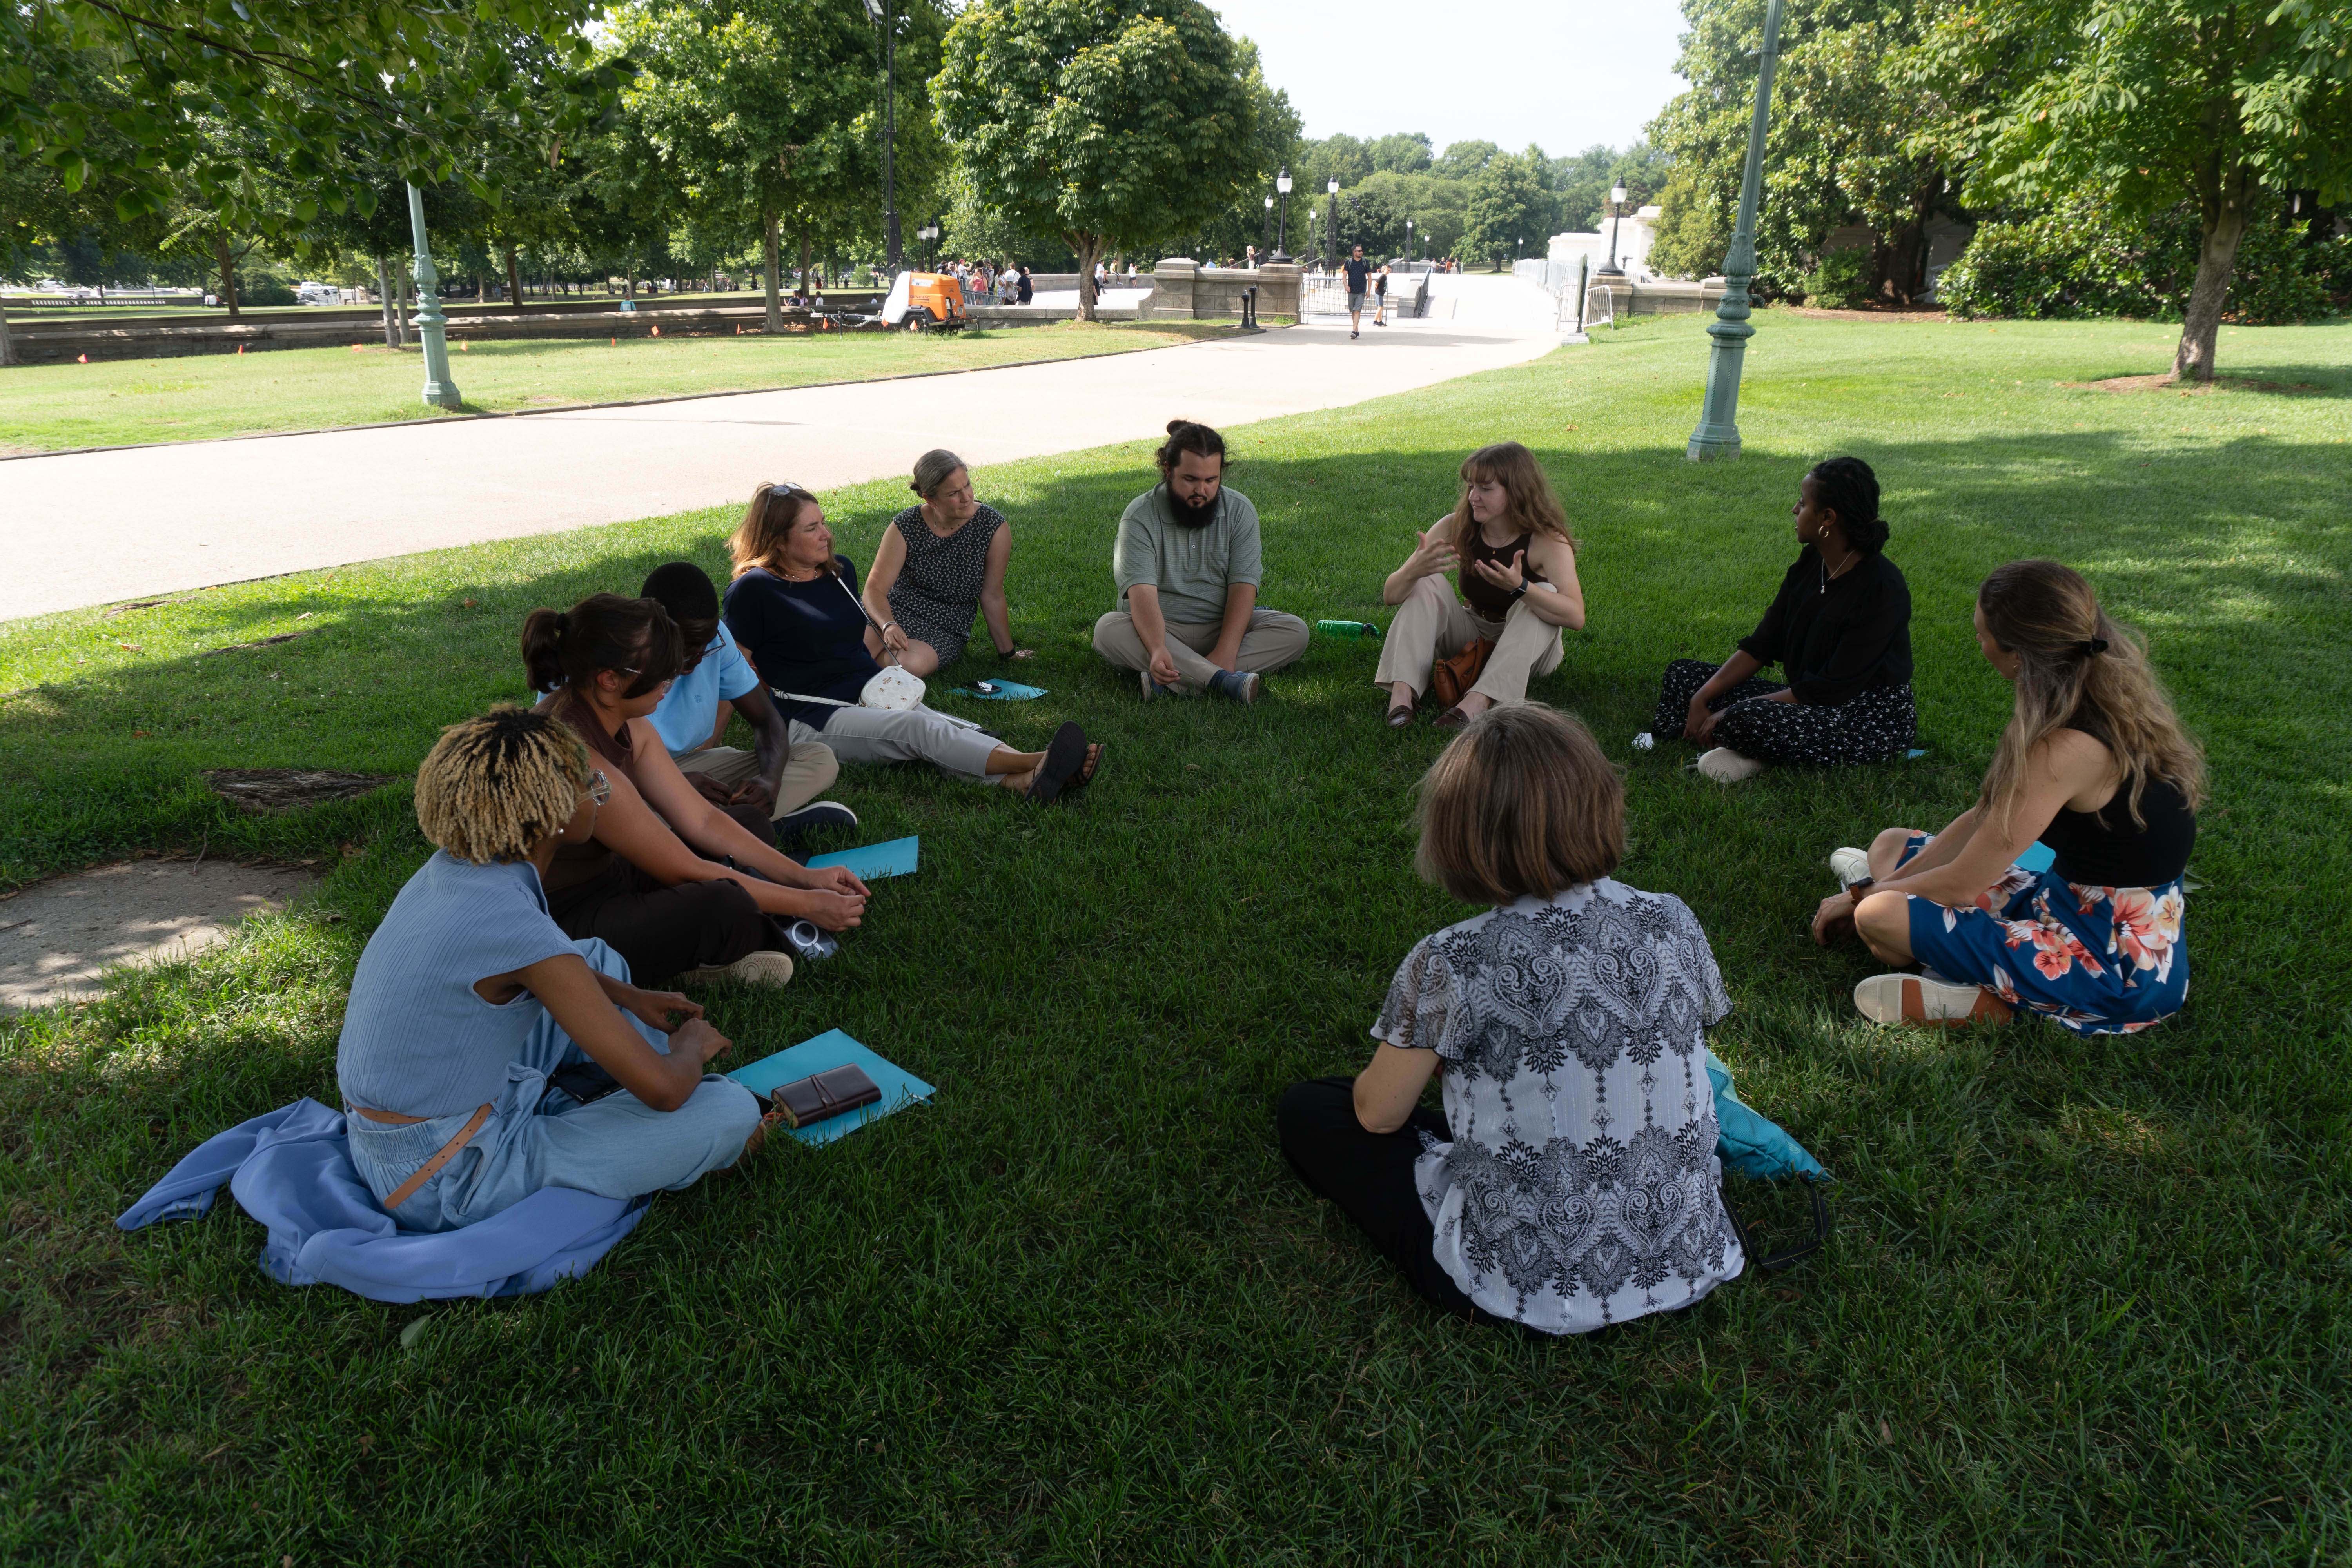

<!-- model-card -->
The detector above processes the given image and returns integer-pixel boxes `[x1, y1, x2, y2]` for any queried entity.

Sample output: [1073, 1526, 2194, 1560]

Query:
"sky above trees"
[1207, 0, 1688, 153]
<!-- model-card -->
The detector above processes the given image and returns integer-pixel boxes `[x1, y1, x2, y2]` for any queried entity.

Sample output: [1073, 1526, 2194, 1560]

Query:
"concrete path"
[2, 283, 1557, 622]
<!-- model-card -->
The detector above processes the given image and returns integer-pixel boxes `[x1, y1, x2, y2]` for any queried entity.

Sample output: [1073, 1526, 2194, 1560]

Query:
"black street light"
[1261, 196, 1273, 257]
[1405, 218, 1415, 262]
[918, 219, 940, 269]
[862, 0, 901, 272]
[1325, 177, 1339, 272]
[1272, 168, 1293, 261]
[1596, 183, 1629, 279]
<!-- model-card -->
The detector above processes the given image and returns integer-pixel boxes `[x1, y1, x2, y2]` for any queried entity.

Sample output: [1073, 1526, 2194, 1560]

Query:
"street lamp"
[1596, 183, 1629, 278]
[918, 220, 940, 269]
[1325, 177, 1339, 272]
[1405, 218, 1414, 262]
[1261, 196, 1273, 259]
[1688, 0, 1786, 461]
[405, 182, 459, 408]
[862, 0, 901, 271]
[1272, 168, 1293, 261]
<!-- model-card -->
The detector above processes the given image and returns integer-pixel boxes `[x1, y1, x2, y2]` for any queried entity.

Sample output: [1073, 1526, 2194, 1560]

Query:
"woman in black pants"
[1277, 704, 1747, 1335]
[1643, 456, 1916, 782]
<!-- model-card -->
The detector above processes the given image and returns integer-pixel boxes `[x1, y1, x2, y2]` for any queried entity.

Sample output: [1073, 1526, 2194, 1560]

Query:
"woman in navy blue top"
[335, 709, 767, 1232]
[722, 480, 1101, 801]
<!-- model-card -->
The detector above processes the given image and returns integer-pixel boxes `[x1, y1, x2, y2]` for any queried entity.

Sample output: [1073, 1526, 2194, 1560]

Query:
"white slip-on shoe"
[679, 950, 795, 989]
[1696, 747, 1767, 783]
[1829, 846, 1873, 887]
[1853, 973, 2010, 1027]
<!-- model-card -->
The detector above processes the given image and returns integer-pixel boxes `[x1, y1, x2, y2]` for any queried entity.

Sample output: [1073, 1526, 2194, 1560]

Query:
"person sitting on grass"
[1276, 704, 1747, 1334]
[1372, 440, 1587, 729]
[336, 708, 770, 1234]
[1091, 419, 1310, 704]
[859, 450, 1033, 677]
[638, 561, 856, 844]
[1642, 456, 1916, 782]
[527, 593, 871, 989]
[723, 481, 1100, 799]
[1815, 559, 2201, 1032]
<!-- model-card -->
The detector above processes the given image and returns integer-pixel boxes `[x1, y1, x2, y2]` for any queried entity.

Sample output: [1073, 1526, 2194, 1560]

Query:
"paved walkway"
[2, 277, 1558, 621]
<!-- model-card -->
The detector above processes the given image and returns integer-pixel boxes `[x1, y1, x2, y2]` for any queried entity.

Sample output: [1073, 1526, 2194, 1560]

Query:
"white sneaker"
[679, 950, 795, 989]
[1631, 731, 1655, 752]
[1829, 846, 1872, 888]
[1853, 974, 2008, 1027]
[1696, 747, 1766, 783]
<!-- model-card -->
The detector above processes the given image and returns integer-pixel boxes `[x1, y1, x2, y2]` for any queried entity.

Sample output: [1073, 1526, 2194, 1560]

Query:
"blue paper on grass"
[726, 1030, 934, 1146]
[1906, 749, 1927, 759]
[954, 680, 1049, 701]
[804, 835, 919, 880]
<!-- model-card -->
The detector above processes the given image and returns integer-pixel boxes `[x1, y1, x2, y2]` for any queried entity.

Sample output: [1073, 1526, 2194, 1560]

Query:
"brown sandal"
[1386, 703, 1416, 728]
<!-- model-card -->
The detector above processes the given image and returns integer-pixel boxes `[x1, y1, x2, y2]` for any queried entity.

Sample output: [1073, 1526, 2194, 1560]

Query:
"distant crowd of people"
[333, 423, 2204, 1337]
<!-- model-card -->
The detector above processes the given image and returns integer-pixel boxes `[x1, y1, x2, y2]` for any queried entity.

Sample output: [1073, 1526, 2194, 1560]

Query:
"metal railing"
[1300, 272, 1427, 320]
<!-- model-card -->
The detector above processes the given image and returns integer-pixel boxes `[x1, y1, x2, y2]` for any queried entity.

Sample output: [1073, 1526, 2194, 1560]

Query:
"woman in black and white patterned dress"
[1277, 704, 1746, 1334]
[860, 450, 1033, 676]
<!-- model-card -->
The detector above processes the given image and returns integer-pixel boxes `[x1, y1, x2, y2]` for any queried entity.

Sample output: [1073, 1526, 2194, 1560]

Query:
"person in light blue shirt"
[640, 561, 854, 842]
[336, 708, 769, 1233]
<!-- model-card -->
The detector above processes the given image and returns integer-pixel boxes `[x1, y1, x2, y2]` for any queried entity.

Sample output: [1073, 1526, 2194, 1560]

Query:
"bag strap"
[1720, 1173, 1830, 1274]
[378, 1103, 495, 1210]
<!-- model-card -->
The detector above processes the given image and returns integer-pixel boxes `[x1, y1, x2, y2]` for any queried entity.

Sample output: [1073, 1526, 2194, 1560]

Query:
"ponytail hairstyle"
[1154, 418, 1227, 480]
[415, 707, 590, 864]
[1807, 456, 1889, 554]
[520, 593, 682, 700]
[911, 449, 969, 500]
[728, 480, 828, 579]
[1976, 560, 2205, 834]
[1451, 441, 1577, 561]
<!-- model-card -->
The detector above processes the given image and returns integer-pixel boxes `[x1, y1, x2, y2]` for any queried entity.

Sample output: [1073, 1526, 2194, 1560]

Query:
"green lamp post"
[407, 183, 461, 409]
[1686, 0, 1785, 461]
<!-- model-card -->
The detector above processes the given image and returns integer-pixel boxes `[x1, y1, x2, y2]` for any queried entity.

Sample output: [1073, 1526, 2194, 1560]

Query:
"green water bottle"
[1316, 619, 1382, 641]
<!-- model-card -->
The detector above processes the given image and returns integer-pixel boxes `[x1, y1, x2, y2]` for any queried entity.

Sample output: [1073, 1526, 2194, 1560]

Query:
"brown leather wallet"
[771, 1064, 881, 1129]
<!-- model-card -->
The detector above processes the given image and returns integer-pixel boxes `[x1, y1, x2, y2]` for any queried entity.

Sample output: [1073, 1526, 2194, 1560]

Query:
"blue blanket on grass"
[114, 1099, 647, 1302]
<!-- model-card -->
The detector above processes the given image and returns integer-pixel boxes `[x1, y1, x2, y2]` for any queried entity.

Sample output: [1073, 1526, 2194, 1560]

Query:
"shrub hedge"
[1939, 201, 2351, 323]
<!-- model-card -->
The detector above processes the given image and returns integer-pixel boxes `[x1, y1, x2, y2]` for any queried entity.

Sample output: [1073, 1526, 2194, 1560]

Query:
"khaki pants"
[1372, 574, 1564, 705]
[673, 742, 839, 817]
[1092, 607, 1310, 695]
[785, 710, 1000, 784]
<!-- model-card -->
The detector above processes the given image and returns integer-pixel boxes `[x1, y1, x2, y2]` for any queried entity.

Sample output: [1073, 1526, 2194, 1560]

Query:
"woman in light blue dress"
[335, 708, 766, 1232]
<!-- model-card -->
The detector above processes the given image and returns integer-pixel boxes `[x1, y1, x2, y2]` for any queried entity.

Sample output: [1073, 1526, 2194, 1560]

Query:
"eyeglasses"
[585, 769, 611, 806]
[616, 665, 675, 691]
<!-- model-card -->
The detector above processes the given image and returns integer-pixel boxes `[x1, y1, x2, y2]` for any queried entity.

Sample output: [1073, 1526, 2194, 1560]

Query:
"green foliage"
[233, 273, 297, 309]
[1802, 245, 1872, 308]
[1646, 170, 1729, 279]
[1549, 140, 1673, 234]
[1938, 201, 2347, 323]
[935, 0, 1259, 312]
[1367, 132, 1433, 174]
[1432, 139, 1501, 178]
[1459, 152, 1550, 267]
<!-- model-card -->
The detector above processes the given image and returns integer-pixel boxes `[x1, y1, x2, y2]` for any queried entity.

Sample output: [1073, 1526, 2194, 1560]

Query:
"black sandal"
[1026, 722, 1089, 804]
[1062, 742, 1106, 795]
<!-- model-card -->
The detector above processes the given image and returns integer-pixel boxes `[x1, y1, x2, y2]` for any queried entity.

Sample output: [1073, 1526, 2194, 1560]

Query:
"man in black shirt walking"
[1341, 245, 1372, 339]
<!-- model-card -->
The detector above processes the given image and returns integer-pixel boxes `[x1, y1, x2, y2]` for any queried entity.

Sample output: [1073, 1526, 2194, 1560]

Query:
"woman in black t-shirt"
[1644, 457, 1916, 781]
[1812, 559, 2203, 1033]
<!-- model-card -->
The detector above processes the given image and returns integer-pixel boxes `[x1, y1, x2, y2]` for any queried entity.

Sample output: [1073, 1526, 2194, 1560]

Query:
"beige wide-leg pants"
[1372, 574, 1565, 704]
[673, 741, 840, 817]
[1092, 607, 1311, 695]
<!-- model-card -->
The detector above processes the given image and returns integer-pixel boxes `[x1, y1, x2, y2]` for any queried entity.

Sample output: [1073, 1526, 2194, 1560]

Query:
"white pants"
[786, 705, 999, 783]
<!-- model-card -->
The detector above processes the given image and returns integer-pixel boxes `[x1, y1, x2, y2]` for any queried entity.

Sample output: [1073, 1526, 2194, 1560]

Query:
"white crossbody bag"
[776, 572, 978, 727]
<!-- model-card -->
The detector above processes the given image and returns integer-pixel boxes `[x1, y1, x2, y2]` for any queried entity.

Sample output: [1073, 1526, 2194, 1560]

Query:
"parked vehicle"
[296, 281, 339, 306]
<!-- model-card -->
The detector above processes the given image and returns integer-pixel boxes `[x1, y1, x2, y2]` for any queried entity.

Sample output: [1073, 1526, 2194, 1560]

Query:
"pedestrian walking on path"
[1343, 246, 1372, 339]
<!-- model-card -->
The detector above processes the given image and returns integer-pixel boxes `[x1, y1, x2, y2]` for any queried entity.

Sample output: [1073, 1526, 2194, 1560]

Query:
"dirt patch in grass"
[0, 858, 320, 1013]
[201, 768, 392, 813]
[2070, 372, 2332, 396]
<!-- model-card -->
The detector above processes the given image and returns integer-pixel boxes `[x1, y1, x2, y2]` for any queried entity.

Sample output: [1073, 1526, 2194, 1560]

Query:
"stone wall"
[1146, 259, 1301, 321]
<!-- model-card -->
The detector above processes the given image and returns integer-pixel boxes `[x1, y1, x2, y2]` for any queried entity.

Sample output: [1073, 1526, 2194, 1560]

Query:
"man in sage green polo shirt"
[1092, 419, 1311, 703]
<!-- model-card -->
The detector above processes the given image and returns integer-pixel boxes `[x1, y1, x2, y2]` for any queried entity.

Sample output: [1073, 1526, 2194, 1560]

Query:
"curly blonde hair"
[415, 707, 590, 864]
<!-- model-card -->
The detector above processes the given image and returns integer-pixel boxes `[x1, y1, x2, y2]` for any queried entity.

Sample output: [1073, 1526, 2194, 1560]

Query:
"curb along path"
[2, 311, 1553, 623]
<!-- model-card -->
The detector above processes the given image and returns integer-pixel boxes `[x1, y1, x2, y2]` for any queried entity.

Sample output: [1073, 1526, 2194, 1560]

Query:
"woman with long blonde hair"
[1371, 441, 1587, 728]
[1814, 560, 2203, 1032]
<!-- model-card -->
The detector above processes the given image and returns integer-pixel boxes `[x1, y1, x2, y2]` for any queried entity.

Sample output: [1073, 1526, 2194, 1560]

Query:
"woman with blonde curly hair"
[1372, 441, 1588, 728]
[1815, 561, 2203, 1033]
[334, 708, 767, 1233]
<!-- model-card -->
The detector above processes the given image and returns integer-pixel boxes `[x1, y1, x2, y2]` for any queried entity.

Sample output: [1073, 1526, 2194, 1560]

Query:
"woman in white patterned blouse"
[1277, 704, 1748, 1334]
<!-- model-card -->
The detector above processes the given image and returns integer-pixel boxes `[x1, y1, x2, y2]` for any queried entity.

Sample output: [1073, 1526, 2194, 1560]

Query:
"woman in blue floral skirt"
[1813, 560, 2203, 1033]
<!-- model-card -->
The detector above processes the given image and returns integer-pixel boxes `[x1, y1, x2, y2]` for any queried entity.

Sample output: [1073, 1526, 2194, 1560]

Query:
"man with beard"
[1092, 419, 1310, 703]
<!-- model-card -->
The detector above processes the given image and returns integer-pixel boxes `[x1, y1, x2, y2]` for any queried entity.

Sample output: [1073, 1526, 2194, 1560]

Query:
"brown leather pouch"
[1431, 637, 1496, 710]
[771, 1064, 882, 1129]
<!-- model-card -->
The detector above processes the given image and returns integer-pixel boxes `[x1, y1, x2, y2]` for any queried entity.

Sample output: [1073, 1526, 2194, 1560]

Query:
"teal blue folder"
[953, 679, 1049, 700]
[804, 835, 919, 880]
[725, 1030, 935, 1147]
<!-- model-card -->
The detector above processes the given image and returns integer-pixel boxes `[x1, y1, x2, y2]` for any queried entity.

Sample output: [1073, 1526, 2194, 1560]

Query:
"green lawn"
[3, 311, 2348, 1564]
[0, 319, 1226, 454]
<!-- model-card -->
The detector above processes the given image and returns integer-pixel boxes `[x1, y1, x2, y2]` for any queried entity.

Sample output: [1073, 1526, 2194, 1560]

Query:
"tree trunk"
[2171, 163, 2255, 383]
[763, 211, 784, 334]
[505, 246, 524, 316]
[1075, 236, 1101, 322]
[216, 232, 241, 319]
[0, 296, 15, 367]
[378, 258, 402, 348]
[626, 265, 637, 300]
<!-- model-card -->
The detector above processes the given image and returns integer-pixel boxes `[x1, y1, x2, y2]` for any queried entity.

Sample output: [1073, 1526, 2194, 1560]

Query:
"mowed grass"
[0, 318, 1228, 454]
[3, 311, 2349, 1564]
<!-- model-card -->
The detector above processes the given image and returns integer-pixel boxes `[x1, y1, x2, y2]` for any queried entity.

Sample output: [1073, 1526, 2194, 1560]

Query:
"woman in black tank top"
[1812, 560, 2204, 1034]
